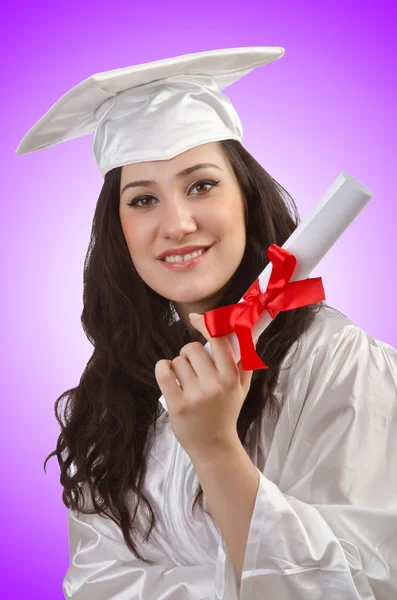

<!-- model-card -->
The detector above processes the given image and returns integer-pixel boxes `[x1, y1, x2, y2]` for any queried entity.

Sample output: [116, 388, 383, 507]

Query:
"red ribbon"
[203, 244, 326, 370]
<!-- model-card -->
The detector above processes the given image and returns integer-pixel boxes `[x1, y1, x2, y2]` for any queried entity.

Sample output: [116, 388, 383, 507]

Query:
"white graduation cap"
[15, 46, 285, 176]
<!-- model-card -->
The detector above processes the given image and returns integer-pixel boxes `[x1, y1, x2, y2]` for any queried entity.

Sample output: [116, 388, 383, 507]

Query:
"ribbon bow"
[203, 244, 326, 370]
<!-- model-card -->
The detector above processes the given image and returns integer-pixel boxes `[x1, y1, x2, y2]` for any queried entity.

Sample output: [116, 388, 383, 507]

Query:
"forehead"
[120, 142, 225, 182]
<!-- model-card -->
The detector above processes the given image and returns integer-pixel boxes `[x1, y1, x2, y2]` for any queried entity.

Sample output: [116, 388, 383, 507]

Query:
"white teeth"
[164, 248, 206, 263]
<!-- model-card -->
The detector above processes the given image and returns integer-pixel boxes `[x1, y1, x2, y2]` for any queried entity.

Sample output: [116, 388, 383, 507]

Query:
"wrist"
[188, 434, 243, 467]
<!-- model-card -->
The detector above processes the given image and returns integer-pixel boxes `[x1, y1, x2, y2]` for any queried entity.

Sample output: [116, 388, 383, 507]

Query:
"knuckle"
[204, 382, 223, 397]
[221, 370, 239, 388]
[156, 371, 168, 379]
[172, 356, 184, 365]
[189, 395, 202, 407]
[155, 360, 169, 376]
[180, 341, 201, 356]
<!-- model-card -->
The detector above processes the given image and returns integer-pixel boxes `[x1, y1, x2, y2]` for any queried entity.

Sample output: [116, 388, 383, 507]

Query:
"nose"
[159, 199, 198, 239]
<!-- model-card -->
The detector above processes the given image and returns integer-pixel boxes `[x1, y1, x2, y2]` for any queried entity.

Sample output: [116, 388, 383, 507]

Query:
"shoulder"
[269, 307, 397, 466]
[278, 304, 397, 396]
[311, 305, 395, 358]
[288, 303, 394, 361]
[299, 304, 357, 351]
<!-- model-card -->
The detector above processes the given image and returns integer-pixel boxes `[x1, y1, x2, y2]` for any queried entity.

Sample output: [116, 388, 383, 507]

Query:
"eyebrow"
[121, 163, 223, 196]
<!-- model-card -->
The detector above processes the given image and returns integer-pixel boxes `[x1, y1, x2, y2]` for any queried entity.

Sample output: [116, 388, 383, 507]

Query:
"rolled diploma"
[159, 172, 373, 412]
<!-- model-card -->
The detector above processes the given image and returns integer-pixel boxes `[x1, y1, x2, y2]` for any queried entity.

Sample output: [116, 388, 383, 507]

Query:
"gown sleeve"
[214, 323, 397, 600]
[62, 507, 216, 599]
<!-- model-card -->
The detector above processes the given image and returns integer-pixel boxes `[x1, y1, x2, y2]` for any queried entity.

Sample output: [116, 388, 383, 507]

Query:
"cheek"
[217, 191, 245, 219]
[120, 215, 146, 255]
[120, 219, 133, 249]
[215, 200, 246, 237]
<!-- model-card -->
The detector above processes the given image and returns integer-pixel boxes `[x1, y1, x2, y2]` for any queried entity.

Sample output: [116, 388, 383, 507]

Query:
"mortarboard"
[15, 46, 285, 175]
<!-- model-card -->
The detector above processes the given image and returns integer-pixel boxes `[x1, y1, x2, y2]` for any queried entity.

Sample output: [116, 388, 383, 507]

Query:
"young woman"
[17, 47, 397, 599]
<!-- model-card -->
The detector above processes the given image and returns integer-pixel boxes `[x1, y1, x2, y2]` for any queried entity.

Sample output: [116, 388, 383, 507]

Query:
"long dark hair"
[44, 139, 328, 565]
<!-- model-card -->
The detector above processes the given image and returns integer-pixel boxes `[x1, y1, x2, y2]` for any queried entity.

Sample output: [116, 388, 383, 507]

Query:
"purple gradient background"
[2, 0, 396, 597]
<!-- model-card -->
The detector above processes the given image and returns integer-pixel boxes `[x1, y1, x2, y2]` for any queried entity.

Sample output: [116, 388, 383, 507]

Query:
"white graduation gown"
[62, 306, 397, 599]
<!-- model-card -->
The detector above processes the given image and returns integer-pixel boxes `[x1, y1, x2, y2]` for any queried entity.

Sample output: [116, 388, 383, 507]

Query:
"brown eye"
[189, 179, 220, 195]
[127, 196, 156, 208]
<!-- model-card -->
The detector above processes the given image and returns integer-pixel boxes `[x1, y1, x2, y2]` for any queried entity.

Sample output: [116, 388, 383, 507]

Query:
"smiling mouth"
[161, 247, 210, 262]
[159, 245, 213, 269]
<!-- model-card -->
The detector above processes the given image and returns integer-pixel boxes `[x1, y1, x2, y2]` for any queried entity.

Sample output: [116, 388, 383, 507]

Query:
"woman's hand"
[154, 312, 254, 462]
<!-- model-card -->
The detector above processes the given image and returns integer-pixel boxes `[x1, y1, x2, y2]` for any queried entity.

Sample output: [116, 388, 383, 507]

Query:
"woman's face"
[119, 142, 246, 331]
